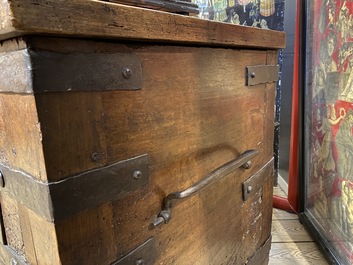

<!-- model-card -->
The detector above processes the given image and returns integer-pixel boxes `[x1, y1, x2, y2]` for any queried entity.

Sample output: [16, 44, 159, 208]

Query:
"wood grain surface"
[41, 40, 275, 264]
[270, 243, 330, 265]
[270, 186, 329, 265]
[0, 94, 47, 181]
[32, 38, 273, 182]
[0, 0, 285, 48]
[0, 34, 278, 264]
[272, 219, 313, 243]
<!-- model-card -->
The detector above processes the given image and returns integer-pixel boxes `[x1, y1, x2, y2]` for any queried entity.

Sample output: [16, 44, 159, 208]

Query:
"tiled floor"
[269, 187, 330, 265]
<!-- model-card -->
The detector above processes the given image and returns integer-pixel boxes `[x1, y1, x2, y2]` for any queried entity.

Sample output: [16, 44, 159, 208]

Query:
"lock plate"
[246, 65, 279, 86]
[242, 158, 274, 201]
[111, 238, 157, 265]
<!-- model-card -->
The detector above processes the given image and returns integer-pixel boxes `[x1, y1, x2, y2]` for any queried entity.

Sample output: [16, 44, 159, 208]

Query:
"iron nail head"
[133, 170, 142, 180]
[136, 259, 145, 265]
[91, 152, 101, 162]
[122, 67, 132, 79]
[250, 72, 256, 78]
[247, 185, 253, 193]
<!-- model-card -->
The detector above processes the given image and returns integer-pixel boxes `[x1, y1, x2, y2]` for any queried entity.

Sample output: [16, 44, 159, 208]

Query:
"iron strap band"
[0, 154, 149, 222]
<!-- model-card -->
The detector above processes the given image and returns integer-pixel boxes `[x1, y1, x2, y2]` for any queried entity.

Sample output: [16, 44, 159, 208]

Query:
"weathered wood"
[270, 195, 329, 265]
[0, 0, 286, 49]
[24, 208, 61, 265]
[0, 94, 47, 181]
[35, 91, 107, 182]
[0, 244, 27, 265]
[248, 236, 272, 265]
[0, 49, 32, 93]
[269, 243, 330, 265]
[32, 40, 272, 182]
[272, 220, 314, 243]
[273, 186, 288, 198]
[19, 37, 277, 264]
[55, 203, 117, 265]
[18, 205, 37, 265]
[0, 0, 15, 40]
[1, 195, 24, 257]
[0, 38, 27, 53]
[261, 165, 274, 245]
[273, 208, 298, 220]
[0, 15, 280, 263]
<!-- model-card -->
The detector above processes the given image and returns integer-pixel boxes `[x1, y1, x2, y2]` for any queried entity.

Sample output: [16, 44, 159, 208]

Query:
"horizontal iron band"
[0, 49, 143, 93]
[0, 154, 149, 222]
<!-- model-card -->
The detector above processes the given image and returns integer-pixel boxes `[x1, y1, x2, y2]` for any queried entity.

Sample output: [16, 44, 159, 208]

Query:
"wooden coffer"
[0, 1, 285, 264]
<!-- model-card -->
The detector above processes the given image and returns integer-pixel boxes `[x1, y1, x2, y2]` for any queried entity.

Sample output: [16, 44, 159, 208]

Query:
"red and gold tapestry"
[307, 0, 353, 263]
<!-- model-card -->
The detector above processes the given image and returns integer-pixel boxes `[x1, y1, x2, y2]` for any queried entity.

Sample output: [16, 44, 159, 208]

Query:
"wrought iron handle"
[151, 149, 259, 228]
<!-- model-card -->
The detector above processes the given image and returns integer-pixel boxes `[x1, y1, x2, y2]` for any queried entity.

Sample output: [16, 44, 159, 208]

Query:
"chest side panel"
[32, 41, 277, 264]
[0, 37, 279, 264]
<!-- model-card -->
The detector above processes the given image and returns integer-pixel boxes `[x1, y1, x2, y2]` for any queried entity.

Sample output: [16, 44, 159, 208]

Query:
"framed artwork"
[302, 0, 353, 264]
[192, 0, 284, 29]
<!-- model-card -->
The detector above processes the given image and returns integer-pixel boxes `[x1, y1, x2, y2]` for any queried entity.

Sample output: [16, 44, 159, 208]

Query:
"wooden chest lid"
[0, 0, 285, 49]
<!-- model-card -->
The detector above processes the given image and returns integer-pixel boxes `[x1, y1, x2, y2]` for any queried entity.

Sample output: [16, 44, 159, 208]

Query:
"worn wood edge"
[247, 235, 272, 265]
[0, 48, 33, 93]
[2, 0, 286, 49]
[0, 243, 28, 265]
[18, 205, 38, 265]
[0, 37, 28, 53]
[0, 0, 17, 39]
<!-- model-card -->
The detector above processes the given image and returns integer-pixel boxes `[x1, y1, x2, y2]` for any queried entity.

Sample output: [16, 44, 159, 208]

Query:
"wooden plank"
[0, 36, 278, 263]
[55, 203, 116, 265]
[272, 219, 313, 243]
[26, 209, 61, 265]
[0, 38, 27, 53]
[32, 40, 275, 263]
[0, 49, 32, 93]
[261, 170, 274, 245]
[0, 0, 15, 40]
[258, 49, 277, 244]
[18, 205, 38, 265]
[1, 195, 25, 256]
[101, 47, 272, 264]
[263, 50, 277, 158]
[34, 40, 271, 181]
[273, 208, 298, 220]
[269, 242, 330, 265]
[0, 0, 286, 49]
[0, 244, 27, 265]
[248, 236, 272, 265]
[0, 94, 47, 181]
[35, 92, 106, 182]
[273, 186, 287, 197]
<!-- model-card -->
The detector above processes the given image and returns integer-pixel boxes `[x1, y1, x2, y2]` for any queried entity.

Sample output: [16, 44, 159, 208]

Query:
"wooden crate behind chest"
[0, 1, 285, 264]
